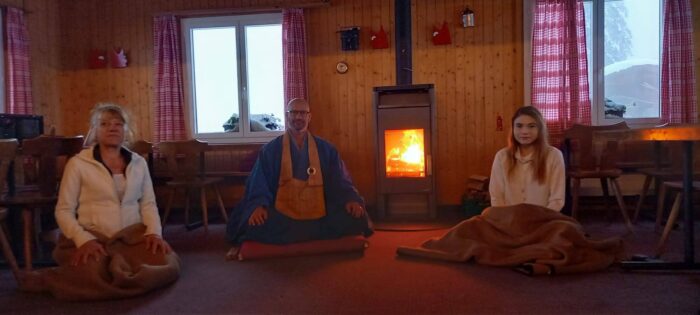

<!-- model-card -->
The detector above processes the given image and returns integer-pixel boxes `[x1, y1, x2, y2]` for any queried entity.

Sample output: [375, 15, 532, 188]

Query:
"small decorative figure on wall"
[370, 25, 389, 49]
[88, 49, 107, 69]
[339, 27, 360, 51]
[461, 7, 475, 28]
[432, 21, 451, 45]
[110, 48, 128, 68]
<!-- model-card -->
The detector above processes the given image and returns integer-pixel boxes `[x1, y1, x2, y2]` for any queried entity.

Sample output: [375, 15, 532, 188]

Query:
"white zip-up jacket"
[489, 146, 565, 212]
[55, 146, 162, 247]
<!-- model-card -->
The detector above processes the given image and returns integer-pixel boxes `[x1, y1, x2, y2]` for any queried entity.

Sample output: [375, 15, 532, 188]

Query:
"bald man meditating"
[225, 99, 373, 256]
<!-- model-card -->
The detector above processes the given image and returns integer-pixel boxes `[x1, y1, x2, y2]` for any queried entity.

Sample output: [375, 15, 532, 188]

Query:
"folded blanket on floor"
[236, 235, 368, 261]
[43, 224, 180, 301]
[396, 204, 625, 275]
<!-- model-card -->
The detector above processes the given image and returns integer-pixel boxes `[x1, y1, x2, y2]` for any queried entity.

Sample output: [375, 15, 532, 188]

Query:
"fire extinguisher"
[496, 114, 503, 131]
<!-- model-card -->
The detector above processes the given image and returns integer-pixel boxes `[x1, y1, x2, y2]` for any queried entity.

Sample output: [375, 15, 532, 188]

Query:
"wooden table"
[597, 124, 700, 270]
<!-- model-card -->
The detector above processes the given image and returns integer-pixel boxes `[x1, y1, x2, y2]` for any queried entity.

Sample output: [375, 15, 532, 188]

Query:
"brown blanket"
[42, 224, 180, 301]
[397, 204, 625, 275]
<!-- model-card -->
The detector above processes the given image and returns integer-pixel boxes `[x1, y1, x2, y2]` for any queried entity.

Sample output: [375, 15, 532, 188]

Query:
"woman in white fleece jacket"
[19, 103, 179, 299]
[55, 103, 171, 265]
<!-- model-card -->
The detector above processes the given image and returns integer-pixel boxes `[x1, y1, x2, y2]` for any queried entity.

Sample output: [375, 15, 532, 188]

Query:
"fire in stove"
[385, 129, 425, 178]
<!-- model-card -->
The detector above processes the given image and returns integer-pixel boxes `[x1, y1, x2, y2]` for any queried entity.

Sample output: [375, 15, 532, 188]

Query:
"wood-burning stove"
[373, 84, 436, 219]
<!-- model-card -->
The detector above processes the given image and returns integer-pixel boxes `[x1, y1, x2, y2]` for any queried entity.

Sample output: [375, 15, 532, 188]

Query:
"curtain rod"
[154, 0, 330, 17]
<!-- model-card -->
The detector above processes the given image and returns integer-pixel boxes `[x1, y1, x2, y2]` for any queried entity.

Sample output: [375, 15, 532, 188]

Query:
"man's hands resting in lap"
[247, 201, 365, 227]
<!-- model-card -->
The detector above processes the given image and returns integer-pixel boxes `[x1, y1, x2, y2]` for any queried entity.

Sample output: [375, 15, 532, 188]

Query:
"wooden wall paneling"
[481, 0, 495, 174]
[124, 0, 143, 141]
[319, 2, 336, 137]
[385, 0, 395, 84]
[235, 0, 250, 9]
[485, 0, 501, 169]
[305, 4, 326, 133]
[514, 0, 524, 111]
[111, 0, 125, 106]
[338, 0, 351, 169]
[337, 0, 349, 152]
[140, 1, 153, 140]
[351, 0, 364, 188]
[411, 0, 521, 204]
[25, 0, 59, 132]
[350, 0, 364, 192]
[472, 0, 490, 203]
[694, 0, 700, 117]
[358, 0, 375, 197]
[0, 0, 24, 8]
[47, 0, 60, 132]
[58, 0, 86, 136]
[453, 0, 468, 199]
[53, 0, 521, 206]
[469, 0, 485, 196]
[304, 0, 396, 205]
[95, 0, 110, 103]
[56, 0, 72, 135]
[134, 0, 151, 142]
[304, 5, 318, 129]
[434, 0, 448, 199]
[444, 0, 461, 203]
[344, 0, 356, 179]
[444, 0, 460, 199]
[131, 0, 145, 141]
[361, 0, 376, 202]
[362, 0, 374, 198]
[464, 1, 481, 190]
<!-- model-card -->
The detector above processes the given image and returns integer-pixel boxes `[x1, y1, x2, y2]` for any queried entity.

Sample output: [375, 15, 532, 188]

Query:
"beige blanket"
[397, 204, 625, 275]
[42, 224, 180, 301]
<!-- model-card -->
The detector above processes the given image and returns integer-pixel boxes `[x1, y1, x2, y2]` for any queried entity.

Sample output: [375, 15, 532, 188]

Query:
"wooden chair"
[632, 141, 700, 223]
[0, 135, 84, 270]
[130, 140, 154, 177]
[0, 139, 20, 281]
[654, 180, 700, 257]
[157, 139, 228, 231]
[563, 122, 633, 232]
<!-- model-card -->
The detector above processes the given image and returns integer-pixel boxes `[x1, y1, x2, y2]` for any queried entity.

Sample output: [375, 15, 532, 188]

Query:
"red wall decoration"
[370, 25, 389, 49]
[88, 49, 107, 69]
[431, 22, 451, 45]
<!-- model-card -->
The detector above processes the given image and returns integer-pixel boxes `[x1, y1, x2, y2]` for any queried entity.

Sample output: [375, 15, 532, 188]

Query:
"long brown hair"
[506, 106, 550, 184]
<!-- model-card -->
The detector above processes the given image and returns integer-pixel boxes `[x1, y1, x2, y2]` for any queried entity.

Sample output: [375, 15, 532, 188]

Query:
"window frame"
[523, 0, 663, 127]
[181, 13, 284, 144]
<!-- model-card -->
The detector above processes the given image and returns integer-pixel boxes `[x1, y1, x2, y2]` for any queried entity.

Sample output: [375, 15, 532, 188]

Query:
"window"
[584, 0, 662, 125]
[182, 13, 284, 143]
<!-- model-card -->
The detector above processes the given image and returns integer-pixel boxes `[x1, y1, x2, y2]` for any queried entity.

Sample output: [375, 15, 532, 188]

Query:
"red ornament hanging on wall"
[88, 49, 107, 69]
[431, 21, 451, 45]
[370, 25, 389, 49]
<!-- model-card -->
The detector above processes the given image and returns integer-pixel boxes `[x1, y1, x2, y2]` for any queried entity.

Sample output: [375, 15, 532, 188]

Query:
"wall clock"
[336, 61, 349, 74]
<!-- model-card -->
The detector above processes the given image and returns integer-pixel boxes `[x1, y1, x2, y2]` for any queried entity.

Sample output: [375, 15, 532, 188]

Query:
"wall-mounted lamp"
[461, 7, 475, 28]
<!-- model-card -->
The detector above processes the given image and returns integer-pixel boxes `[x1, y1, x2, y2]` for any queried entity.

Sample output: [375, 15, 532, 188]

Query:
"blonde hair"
[506, 106, 550, 184]
[84, 103, 134, 146]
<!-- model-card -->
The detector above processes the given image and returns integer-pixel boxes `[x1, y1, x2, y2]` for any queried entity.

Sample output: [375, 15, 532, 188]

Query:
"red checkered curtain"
[531, 0, 591, 146]
[153, 15, 186, 142]
[4, 7, 33, 114]
[283, 8, 307, 105]
[661, 0, 697, 124]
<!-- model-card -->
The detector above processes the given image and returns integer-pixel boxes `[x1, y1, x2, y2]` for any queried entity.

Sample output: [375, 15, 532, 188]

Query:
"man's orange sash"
[274, 132, 326, 220]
